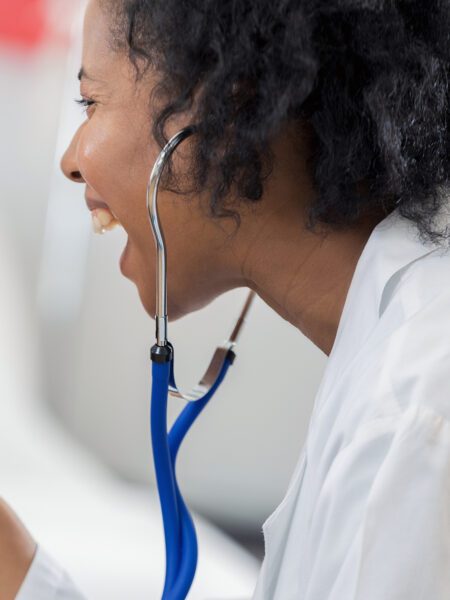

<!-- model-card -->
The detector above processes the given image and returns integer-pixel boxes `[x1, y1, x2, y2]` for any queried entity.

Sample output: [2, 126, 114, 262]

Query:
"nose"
[61, 126, 85, 184]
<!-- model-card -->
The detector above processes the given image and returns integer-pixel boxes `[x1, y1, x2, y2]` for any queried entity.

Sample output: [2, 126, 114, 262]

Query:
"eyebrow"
[78, 67, 95, 82]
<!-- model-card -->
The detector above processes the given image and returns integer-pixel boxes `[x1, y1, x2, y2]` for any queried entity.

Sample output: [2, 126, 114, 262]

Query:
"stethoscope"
[147, 125, 256, 599]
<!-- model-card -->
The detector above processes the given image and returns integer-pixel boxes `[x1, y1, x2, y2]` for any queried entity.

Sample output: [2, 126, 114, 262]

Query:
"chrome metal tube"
[147, 126, 196, 346]
[147, 126, 256, 399]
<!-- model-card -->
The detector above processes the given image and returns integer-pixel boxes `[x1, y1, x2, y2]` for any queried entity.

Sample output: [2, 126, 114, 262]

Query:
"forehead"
[80, 0, 157, 108]
[82, 0, 116, 75]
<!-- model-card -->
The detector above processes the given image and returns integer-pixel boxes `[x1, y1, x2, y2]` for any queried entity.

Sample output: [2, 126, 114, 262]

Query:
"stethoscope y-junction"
[147, 125, 255, 599]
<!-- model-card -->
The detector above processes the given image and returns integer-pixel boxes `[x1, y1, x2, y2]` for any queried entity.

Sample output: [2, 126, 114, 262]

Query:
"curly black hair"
[109, 0, 450, 243]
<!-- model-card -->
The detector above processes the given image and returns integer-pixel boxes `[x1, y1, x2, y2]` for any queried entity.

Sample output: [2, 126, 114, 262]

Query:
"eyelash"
[75, 97, 96, 113]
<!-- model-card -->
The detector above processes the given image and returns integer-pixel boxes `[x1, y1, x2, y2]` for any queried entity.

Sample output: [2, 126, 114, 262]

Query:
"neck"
[243, 218, 378, 355]
[234, 126, 383, 356]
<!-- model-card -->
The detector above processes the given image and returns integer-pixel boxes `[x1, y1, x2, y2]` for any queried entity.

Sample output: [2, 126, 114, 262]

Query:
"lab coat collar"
[314, 205, 448, 415]
[334, 206, 446, 354]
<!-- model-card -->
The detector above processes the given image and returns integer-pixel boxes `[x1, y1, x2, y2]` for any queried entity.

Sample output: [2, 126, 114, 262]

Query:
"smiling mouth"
[91, 207, 123, 235]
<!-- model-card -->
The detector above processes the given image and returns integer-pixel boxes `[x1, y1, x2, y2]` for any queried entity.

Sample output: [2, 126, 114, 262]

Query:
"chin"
[167, 305, 187, 322]
[133, 280, 185, 323]
[134, 272, 211, 324]
[131, 279, 154, 319]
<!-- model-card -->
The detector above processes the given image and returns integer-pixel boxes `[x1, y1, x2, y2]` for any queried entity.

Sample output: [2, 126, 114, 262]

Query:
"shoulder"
[381, 241, 450, 322]
[383, 251, 450, 419]
[308, 241, 450, 464]
[330, 245, 450, 434]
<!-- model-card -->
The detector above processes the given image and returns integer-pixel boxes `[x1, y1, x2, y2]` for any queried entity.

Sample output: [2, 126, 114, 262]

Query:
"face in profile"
[61, 0, 244, 322]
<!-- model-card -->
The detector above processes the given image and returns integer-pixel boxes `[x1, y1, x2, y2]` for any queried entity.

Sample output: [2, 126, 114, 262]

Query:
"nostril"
[70, 170, 83, 182]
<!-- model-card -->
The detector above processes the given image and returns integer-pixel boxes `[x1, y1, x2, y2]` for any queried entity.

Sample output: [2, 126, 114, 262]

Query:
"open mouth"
[91, 207, 123, 235]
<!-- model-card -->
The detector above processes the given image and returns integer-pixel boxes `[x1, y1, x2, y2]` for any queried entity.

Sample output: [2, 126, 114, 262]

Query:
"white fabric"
[16, 204, 450, 599]
[252, 205, 450, 599]
[17, 546, 86, 600]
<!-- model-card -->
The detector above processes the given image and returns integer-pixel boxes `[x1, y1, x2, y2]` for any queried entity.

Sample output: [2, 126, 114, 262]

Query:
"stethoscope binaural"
[147, 125, 255, 599]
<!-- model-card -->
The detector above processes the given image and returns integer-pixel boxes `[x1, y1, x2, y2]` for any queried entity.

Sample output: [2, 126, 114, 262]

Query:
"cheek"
[73, 115, 216, 319]
[76, 120, 161, 294]
[77, 121, 130, 199]
[77, 120, 151, 232]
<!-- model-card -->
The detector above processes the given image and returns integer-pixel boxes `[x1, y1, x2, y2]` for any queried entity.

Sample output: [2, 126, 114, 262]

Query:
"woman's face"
[61, 0, 242, 320]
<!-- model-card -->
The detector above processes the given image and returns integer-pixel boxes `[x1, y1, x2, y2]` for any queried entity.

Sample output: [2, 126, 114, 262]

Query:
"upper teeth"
[92, 208, 120, 235]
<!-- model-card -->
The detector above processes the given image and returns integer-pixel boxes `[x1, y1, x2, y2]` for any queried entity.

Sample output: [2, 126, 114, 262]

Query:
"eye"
[75, 97, 96, 117]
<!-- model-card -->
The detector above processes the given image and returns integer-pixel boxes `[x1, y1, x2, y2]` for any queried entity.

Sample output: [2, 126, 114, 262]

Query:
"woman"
[3, 0, 450, 598]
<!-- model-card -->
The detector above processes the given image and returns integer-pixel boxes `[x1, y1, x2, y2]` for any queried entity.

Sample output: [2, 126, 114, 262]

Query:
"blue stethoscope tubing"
[151, 344, 235, 599]
[147, 126, 255, 599]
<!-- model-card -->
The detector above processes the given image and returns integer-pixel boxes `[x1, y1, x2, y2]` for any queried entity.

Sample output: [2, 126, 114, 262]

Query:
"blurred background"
[0, 0, 326, 597]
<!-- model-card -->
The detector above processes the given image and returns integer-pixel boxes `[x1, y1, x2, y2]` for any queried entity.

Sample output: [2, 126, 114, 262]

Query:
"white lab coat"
[17, 204, 450, 599]
[253, 205, 450, 599]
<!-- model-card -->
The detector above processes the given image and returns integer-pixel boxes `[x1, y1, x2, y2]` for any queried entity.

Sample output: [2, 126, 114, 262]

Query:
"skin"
[0, 500, 36, 599]
[0, 0, 385, 591]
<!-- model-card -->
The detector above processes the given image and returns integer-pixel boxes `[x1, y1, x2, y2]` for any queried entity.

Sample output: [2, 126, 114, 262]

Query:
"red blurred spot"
[0, 0, 47, 49]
